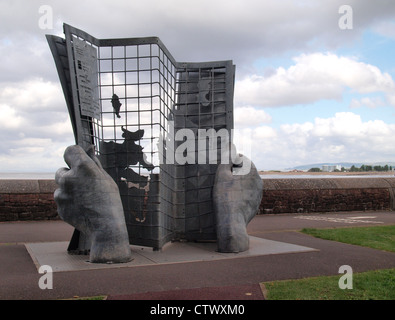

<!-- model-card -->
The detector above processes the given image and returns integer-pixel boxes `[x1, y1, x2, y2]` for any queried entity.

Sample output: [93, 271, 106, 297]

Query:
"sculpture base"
[25, 237, 317, 272]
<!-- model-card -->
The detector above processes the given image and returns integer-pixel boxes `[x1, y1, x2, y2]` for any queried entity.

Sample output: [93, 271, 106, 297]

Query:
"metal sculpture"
[47, 24, 263, 263]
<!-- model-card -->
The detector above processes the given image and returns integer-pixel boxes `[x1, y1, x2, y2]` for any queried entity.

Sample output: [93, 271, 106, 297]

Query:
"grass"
[262, 224, 395, 300]
[301, 225, 395, 253]
[262, 268, 395, 300]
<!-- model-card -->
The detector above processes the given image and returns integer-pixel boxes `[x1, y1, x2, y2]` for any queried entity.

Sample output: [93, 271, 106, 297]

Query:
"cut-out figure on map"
[111, 94, 122, 118]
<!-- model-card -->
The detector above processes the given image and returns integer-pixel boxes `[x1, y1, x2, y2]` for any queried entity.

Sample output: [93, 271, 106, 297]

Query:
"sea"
[0, 172, 56, 180]
[260, 174, 395, 179]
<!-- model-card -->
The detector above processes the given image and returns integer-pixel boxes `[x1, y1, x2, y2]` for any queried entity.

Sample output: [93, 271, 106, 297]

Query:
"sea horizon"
[0, 172, 56, 180]
[1, 171, 395, 180]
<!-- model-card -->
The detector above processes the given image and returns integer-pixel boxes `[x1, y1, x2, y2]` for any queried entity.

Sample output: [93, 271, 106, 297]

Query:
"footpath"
[0, 211, 395, 300]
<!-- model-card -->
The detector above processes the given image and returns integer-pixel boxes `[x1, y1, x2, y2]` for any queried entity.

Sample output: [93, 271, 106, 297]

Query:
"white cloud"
[0, 79, 71, 135]
[372, 21, 395, 40]
[0, 104, 24, 129]
[1, 0, 395, 172]
[234, 106, 272, 128]
[235, 52, 395, 107]
[248, 112, 395, 170]
[0, 78, 74, 171]
[2, 0, 395, 69]
[253, 126, 278, 140]
[0, 35, 56, 82]
[349, 97, 386, 109]
[0, 78, 64, 111]
[0, 143, 69, 172]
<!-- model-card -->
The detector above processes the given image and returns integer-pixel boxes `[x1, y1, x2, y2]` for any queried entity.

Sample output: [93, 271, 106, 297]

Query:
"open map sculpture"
[47, 24, 263, 263]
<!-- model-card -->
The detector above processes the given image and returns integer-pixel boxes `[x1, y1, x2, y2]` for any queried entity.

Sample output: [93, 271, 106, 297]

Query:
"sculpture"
[214, 155, 263, 252]
[48, 24, 263, 263]
[55, 145, 132, 263]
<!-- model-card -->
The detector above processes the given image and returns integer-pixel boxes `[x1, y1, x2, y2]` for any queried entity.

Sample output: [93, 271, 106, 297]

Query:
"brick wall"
[259, 188, 390, 214]
[1, 177, 395, 221]
[0, 180, 59, 221]
[259, 177, 395, 214]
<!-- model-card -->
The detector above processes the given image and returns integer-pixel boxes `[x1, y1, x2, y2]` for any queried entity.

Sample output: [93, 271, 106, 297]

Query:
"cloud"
[2, 1, 395, 85]
[0, 78, 74, 171]
[0, 144, 69, 173]
[0, 104, 24, 129]
[2, 0, 395, 68]
[248, 112, 395, 170]
[0, 31, 58, 83]
[235, 52, 395, 107]
[0, 79, 64, 112]
[1, 0, 395, 172]
[0, 78, 72, 138]
[234, 106, 272, 128]
[349, 96, 386, 109]
[371, 20, 395, 40]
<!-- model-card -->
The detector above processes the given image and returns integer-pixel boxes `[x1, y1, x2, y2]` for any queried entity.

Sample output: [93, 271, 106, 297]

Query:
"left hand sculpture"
[54, 145, 132, 263]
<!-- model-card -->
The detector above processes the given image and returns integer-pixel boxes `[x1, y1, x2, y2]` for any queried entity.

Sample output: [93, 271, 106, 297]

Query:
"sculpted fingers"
[63, 145, 98, 177]
[86, 144, 104, 170]
[232, 154, 252, 176]
[55, 167, 70, 187]
[63, 145, 91, 168]
[53, 188, 73, 222]
[215, 163, 234, 182]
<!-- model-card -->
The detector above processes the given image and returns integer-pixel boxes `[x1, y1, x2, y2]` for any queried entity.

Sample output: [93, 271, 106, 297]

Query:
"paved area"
[26, 237, 315, 272]
[0, 211, 395, 300]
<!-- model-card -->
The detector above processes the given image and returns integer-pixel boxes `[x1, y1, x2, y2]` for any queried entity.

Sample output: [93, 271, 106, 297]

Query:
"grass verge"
[262, 268, 395, 300]
[301, 225, 395, 253]
[263, 225, 395, 300]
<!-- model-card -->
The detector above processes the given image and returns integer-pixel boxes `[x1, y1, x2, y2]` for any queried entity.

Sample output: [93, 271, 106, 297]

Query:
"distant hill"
[287, 162, 395, 171]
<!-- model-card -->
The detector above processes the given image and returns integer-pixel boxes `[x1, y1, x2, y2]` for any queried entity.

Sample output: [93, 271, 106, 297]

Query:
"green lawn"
[301, 225, 395, 253]
[262, 268, 395, 300]
[262, 224, 395, 300]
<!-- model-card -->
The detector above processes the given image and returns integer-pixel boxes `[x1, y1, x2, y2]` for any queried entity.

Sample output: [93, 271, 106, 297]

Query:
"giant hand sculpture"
[54, 145, 132, 263]
[213, 154, 263, 253]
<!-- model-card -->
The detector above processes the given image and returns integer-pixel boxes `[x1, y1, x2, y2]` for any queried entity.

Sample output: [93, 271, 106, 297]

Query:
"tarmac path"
[0, 211, 394, 300]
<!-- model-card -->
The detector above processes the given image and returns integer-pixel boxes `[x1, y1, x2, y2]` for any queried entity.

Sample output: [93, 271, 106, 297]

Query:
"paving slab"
[25, 236, 317, 273]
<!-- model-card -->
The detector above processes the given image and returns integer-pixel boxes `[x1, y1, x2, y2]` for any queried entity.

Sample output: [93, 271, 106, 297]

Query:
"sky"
[1, 0, 395, 172]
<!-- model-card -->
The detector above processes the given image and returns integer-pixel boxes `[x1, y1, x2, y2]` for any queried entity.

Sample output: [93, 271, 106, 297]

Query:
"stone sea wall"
[259, 178, 395, 214]
[1, 177, 395, 221]
[0, 180, 58, 221]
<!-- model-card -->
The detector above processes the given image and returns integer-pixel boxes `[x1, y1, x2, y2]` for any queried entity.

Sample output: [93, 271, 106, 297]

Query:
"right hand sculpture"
[54, 145, 132, 263]
[213, 154, 263, 253]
